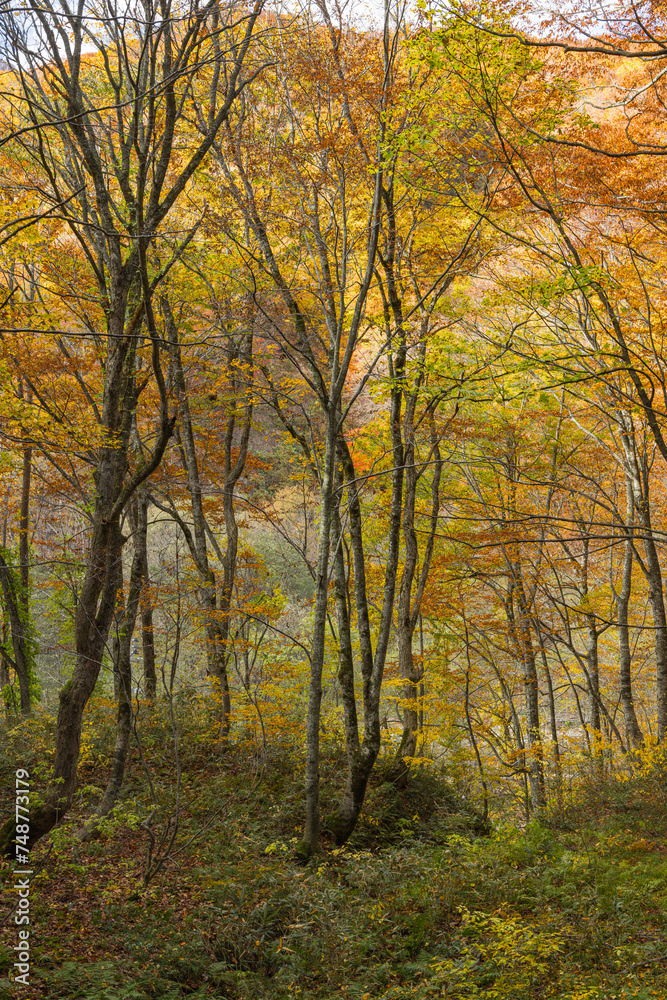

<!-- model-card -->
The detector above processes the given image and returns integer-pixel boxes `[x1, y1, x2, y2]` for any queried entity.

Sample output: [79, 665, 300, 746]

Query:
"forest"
[1, 0, 667, 996]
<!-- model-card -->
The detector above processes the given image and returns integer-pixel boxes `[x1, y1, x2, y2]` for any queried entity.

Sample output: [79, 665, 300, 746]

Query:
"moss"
[0, 544, 41, 707]
[0, 817, 15, 859]
[293, 839, 313, 863]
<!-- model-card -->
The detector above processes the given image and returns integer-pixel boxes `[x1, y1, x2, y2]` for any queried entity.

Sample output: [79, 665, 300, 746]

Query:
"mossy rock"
[348, 766, 490, 848]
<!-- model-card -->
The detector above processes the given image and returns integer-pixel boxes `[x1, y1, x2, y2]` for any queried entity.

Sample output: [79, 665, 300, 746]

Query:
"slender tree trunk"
[0, 440, 33, 715]
[328, 455, 396, 843]
[639, 530, 666, 739]
[324, 439, 376, 843]
[78, 501, 146, 840]
[112, 567, 126, 701]
[0, 552, 31, 715]
[578, 535, 603, 761]
[217, 328, 253, 740]
[168, 311, 221, 710]
[167, 305, 252, 740]
[506, 579, 545, 814]
[16, 516, 125, 847]
[0, 643, 12, 720]
[488, 655, 529, 813]
[463, 640, 488, 820]
[544, 659, 563, 809]
[586, 617, 601, 736]
[332, 483, 360, 774]
[327, 363, 406, 842]
[19, 442, 31, 597]
[395, 372, 422, 768]
[523, 638, 545, 813]
[141, 596, 156, 700]
[503, 438, 545, 815]
[169, 342, 226, 727]
[299, 408, 337, 857]
[169, 545, 182, 694]
[585, 616, 604, 775]
[395, 406, 442, 776]
[620, 421, 667, 740]
[535, 630, 563, 811]
[136, 495, 156, 700]
[616, 486, 643, 746]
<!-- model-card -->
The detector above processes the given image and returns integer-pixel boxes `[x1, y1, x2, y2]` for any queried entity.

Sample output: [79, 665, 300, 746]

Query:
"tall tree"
[0, 0, 266, 850]
[152, 288, 254, 741]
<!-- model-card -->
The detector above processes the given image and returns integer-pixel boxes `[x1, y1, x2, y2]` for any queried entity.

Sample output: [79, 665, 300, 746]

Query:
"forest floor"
[1, 701, 667, 999]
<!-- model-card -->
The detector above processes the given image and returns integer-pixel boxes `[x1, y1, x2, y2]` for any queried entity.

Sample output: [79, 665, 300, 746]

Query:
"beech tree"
[203, 0, 499, 851]
[416, 11, 667, 741]
[151, 286, 254, 742]
[203, 1, 395, 855]
[0, 0, 266, 850]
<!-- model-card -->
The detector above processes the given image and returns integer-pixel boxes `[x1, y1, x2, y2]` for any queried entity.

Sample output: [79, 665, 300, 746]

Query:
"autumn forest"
[1, 0, 667, 997]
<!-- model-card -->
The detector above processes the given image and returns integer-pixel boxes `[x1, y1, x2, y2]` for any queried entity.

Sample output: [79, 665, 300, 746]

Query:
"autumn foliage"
[1, 0, 667, 994]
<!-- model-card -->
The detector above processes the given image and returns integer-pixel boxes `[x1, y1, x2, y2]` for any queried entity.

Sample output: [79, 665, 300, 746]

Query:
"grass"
[1, 698, 667, 999]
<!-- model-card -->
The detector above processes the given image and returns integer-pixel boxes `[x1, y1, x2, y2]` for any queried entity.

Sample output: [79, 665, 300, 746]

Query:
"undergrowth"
[0, 697, 666, 999]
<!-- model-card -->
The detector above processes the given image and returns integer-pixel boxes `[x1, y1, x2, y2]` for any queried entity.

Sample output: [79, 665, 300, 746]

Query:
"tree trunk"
[112, 565, 126, 701]
[506, 579, 545, 814]
[523, 637, 545, 813]
[0, 294, 172, 853]
[543, 655, 563, 809]
[616, 483, 643, 747]
[141, 596, 157, 700]
[395, 384, 421, 770]
[394, 402, 442, 776]
[9, 515, 126, 849]
[0, 610, 17, 719]
[78, 500, 146, 840]
[464, 651, 489, 821]
[534, 626, 563, 811]
[586, 617, 601, 737]
[169, 317, 227, 731]
[299, 408, 337, 857]
[0, 551, 31, 715]
[216, 328, 253, 741]
[640, 529, 667, 741]
[327, 365, 406, 843]
[134, 494, 156, 700]
[332, 487, 360, 772]
[166, 304, 252, 740]
[19, 441, 31, 606]
[585, 615, 604, 775]
[620, 427, 667, 740]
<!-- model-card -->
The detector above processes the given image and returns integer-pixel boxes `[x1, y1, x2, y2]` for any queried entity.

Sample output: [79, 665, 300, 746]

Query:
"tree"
[204, 1, 394, 854]
[0, 0, 266, 850]
[417, 12, 667, 739]
[151, 284, 254, 742]
[206, 0, 498, 850]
